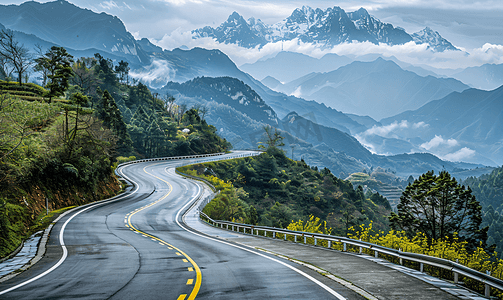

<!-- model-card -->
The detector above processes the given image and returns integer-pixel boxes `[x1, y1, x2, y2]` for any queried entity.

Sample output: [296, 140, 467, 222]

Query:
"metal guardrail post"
[486, 271, 491, 297]
[294, 235, 297, 243]
[314, 237, 317, 246]
[399, 249, 403, 265]
[420, 263, 424, 273]
[303, 234, 306, 244]
[284, 233, 287, 241]
[328, 241, 331, 249]
[375, 250, 378, 258]
[273, 232, 276, 239]
[454, 259, 459, 284]
[343, 242, 347, 252]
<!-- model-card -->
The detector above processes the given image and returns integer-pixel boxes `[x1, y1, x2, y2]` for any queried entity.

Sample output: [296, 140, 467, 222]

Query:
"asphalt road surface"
[0, 151, 364, 299]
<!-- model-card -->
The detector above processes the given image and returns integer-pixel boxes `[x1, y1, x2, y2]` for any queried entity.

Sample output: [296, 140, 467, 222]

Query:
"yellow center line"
[125, 162, 202, 300]
[187, 279, 194, 285]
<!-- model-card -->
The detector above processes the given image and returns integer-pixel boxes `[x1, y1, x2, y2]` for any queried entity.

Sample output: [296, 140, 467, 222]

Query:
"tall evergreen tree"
[97, 90, 133, 156]
[35, 46, 74, 102]
[390, 171, 488, 249]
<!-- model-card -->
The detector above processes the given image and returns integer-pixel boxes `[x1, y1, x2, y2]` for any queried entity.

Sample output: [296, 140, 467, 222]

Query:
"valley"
[1, 1, 503, 298]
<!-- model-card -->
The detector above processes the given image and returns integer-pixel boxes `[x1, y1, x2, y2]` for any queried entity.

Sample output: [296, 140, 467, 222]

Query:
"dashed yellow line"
[124, 163, 202, 300]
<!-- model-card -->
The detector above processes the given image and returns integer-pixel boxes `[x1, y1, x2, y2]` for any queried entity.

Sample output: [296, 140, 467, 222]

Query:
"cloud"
[153, 28, 503, 69]
[99, 1, 120, 10]
[130, 59, 176, 88]
[356, 120, 428, 139]
[441, 147, 476, 162]
[291, 86, 302, 98]
[420, 135, 458, 150]
[155, 0, 210, 6]
[364, 120, 408, 137]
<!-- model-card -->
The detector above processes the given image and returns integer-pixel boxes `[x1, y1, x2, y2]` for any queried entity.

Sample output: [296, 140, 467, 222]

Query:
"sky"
[1, 0, 503, 68]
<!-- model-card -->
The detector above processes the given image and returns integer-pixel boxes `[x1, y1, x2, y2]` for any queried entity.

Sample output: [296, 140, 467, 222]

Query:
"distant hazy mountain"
[452, 63, 503, 91]
[144, 47, 367, 135]
[261, 76, 282, 90]
[0, 0, 149, 65]
[240, 51, 352, 83]
[160, 76, 483, 177]
[193, 6, 457, 52]
[164, 76, 278, 125]
[381, 86, 503, 165]
[280, 112, 373, 162]
[277, 58, 469, 120]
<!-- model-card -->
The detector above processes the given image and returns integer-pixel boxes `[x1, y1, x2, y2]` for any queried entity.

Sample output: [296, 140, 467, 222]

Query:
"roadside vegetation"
[0, 30, 230, 258]
[178, 137, 392, 235]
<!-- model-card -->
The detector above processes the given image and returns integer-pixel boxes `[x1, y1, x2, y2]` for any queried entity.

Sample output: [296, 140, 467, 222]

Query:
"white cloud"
[130, 59, 176, 88]
[153, 29, 503, 69]
[412, 122, 428, 129]
[441, 147, 476, 162]
[364, 120, 408, 137]
[420, 135, 458, 150]
[356, 120, 427, 139]
[291, 86, 302, 98]
[99, 1, 120, 10]
[155, 0, 210, 6]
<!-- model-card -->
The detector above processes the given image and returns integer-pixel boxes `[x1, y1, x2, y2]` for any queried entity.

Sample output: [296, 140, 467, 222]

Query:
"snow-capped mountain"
[192, 12, 268, 48]
[411, 27, 458, 52]
[192, 6, 458, 52]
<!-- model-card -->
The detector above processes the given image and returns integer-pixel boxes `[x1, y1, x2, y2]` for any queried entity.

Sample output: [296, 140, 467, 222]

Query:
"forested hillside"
[0, 45, 230, 258]
[179, 146, 391, 235]
[463, 166, 503, 256]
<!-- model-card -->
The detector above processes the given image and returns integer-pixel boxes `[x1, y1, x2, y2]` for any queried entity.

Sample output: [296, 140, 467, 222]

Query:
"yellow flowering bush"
[349, 222, 503, 298]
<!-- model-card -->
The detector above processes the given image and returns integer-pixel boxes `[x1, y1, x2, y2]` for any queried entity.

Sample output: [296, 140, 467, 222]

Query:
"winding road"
[0, 151, 362, 299]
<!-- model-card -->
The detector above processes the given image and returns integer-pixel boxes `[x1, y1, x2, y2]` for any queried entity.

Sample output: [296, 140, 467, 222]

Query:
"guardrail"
[199, 212, 503, 298]
[115, 150, 263, 175]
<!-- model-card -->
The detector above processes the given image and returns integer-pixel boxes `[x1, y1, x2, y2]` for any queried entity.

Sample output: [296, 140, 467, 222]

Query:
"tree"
[94, 53, 117, 92]
[71, 57, 101, 97]
[36, 46, 74, 102]
[259, 125, 285, 150]
[114, 60, 130, 85]
[389, 171, 488, 249]
[97, 90, 133, 156]
[164, 93, 176, 118]
[0, 29, 32, 85]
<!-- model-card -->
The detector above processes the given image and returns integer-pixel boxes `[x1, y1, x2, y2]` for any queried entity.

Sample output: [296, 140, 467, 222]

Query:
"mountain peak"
[228, 11, 243, 21]
[412, 27, 458, 52]
[191, 6, 455, 52]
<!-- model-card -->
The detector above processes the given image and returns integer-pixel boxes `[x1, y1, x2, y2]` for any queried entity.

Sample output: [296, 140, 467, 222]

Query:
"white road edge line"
[168, 167, 347, 300]
[0, 166, 138, 295]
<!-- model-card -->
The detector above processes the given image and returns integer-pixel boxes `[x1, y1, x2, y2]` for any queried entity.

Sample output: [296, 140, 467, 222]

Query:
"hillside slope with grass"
[0, 88, 121, 258]
[179, 147, 391, 235]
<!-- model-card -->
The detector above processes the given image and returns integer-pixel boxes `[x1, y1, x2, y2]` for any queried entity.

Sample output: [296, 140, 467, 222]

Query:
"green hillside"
[0, 52, 231, 258]
[179, 147, 392, 235]
[463, 166, 503, 256]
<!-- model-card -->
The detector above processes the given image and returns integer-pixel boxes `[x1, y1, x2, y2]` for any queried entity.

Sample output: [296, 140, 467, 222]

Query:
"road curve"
[0, 151, 363, 299]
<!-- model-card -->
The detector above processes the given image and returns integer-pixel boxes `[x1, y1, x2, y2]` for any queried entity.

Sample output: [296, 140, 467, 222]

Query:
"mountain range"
[380, 86, 503, 166]
[274, 58, 469, 120]
[0, 0, 149, 65]
[192, 6, 458, 52]
[0, 0, 498, 173]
